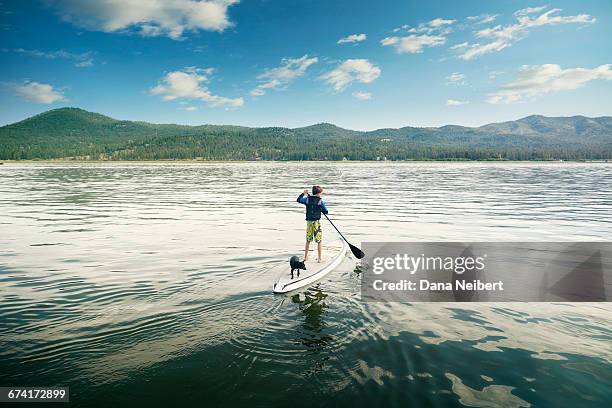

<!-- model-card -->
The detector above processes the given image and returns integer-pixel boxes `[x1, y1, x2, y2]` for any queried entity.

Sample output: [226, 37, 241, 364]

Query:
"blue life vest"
[306, 195, 323, 221]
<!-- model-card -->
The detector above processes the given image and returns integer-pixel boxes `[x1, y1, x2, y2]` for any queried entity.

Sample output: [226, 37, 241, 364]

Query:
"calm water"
[1, 162, 611, 407]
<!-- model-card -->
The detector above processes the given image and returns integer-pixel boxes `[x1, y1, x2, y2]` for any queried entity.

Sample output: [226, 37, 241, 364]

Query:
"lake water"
[1, 162, 611, 407]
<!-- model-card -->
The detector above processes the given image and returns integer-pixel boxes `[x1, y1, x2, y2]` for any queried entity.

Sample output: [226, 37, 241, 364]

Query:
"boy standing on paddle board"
[297, 186, 328, 263]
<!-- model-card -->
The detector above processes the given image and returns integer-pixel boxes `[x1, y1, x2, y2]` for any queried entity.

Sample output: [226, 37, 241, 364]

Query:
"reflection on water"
[445, 373, 530, 408]
[291, 289, 336, 376]
[0, 162, 611, 407]
[292, 290, 332, 351]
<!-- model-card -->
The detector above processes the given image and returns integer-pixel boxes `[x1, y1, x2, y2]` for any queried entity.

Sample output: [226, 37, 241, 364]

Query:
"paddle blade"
[349, 243, 365, 259]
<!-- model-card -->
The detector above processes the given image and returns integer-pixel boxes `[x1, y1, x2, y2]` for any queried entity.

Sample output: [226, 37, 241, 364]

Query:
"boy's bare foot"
[317, 258, 322, 263]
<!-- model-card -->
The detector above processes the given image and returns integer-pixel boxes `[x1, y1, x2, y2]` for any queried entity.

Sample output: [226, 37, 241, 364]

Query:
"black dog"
[290, 255, 306, 278]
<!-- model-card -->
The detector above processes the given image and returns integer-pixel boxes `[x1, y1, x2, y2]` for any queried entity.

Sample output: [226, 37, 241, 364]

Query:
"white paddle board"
[272, 240, 347, 294]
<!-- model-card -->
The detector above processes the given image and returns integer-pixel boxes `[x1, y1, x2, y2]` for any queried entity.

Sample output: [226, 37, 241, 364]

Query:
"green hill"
[0, 107, 611, 160]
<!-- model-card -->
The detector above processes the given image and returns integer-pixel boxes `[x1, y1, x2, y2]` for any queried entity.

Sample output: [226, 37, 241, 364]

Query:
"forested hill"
[1, 107, 611, 160]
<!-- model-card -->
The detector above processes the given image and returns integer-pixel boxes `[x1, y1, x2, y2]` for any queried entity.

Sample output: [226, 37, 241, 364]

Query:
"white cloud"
[320, 59, 381, 92]
[249, 88, 265, 97]
[352, 91, 372, 100]
[249, 79, 281, 97]
[456, 7, 596, 60]
[488, 70, 504, 80]
[488, 64, 612, 104]
[449, 42, 468, 50]
[5, 48, 95, 67]
[48, 0, 239, 40]
[182, 105, 198, 111]
[467, 14, 498, 24]
[381, 37, 399, 46]
[383, 17, 454, 54]
[446, 99, 468, 106]
[381, 34, 446, 54]
[250, 55, 318, 97]
[337, 33, 366, 44]
[15, 81, 66, 104]
[428, 18, 455, 28]
[405, 18, 455, 34]
[74, 58, 94, 67]
[514, 6, 547, 17]
[446, 72, 466, 85]
[150, 67, 243, 108]
[458, 40, 509, 60]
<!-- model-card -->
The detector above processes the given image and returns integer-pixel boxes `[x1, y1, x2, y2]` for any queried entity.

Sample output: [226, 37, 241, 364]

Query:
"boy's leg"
[305, 220, 313, 261]
[315, 220, 322, 262]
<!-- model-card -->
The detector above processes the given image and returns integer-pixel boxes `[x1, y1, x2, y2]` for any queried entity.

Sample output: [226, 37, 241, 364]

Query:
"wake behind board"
[272, 240, 347, 294]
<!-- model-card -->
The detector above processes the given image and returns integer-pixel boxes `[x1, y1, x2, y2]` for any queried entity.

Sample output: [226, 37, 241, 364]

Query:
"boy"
[297, 185, 328, 262]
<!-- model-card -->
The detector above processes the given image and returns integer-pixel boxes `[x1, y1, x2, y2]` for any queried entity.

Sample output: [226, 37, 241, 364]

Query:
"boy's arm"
[320, 199, 329, 215]
[297, 190, 308, 204]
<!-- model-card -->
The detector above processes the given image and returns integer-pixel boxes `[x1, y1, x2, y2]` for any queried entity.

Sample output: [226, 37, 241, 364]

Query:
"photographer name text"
[372, 279, 504, 291]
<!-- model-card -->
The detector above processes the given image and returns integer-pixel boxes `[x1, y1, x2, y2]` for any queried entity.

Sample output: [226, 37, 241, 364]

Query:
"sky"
[1, 0, 611, 130]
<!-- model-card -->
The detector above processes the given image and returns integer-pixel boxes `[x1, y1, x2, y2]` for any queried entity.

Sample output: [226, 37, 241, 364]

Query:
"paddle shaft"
[322, 213, 365, 259]
[323, 213, 349, 244]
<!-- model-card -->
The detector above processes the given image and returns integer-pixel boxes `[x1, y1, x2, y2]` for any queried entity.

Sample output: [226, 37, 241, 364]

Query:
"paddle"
[323, 213, 365, 259]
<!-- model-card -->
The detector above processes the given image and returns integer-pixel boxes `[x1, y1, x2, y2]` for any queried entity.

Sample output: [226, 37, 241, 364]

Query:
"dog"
[290, 255, 306, 278]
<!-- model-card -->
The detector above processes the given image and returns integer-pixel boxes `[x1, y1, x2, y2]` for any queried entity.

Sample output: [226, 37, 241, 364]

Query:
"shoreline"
[1, 159, 611, 164]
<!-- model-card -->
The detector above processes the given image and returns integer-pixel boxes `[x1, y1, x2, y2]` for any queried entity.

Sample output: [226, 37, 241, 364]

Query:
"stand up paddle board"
[272, 240, 348, 294]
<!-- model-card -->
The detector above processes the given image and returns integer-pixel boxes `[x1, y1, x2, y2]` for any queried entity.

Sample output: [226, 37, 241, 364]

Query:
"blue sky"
[1, 0, 611, 130]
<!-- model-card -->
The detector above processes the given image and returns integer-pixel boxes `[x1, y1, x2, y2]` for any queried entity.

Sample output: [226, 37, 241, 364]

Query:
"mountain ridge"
[5, 107, 612, 133]
[1, 107, 611, 161]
